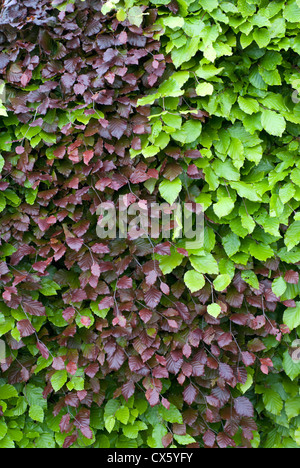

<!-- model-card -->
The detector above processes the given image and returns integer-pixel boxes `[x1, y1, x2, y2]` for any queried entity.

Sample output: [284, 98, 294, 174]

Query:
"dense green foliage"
[141, 0, 300, 448]
[0, 0, 299, 449]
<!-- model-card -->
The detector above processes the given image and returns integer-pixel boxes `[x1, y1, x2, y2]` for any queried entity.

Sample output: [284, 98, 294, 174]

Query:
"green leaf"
[163, 16, 185, 28]
[155, 132, 170, 149]
[184, 270, 205, 293]
[116, 436, 138, 449]
[142, 146, 160, 158]
[158, 251, 184, 275]
[204, 43, 217, 62]
[285, 397, 300, 420]
[196, 82, 214, 96]
[213, 274, 231, 291]
[260, 68, 281, 86]
[231, 181, 261, 202]
[0, 384, 18, 400]
[105, 415, 116, 433]
[0, 133, 12, 151]
[34, 356, 53, 375]
[0, 106, 7, 117]
[262, 388, 283, 415]
[35, 433, 55, 449]
[116, 8, 127, 21]
[207, 303, 221, 318]
[249, 243, 273, 262]
[50, 370, 68, 392]
[0, 435, 14, 448]
[158, 403, 183, 424]
[279, 183, 296, 204]
[0, 421, 7, 440]
[29, 405, 44, 423]
[39, 278, 61, 296]
[241, 270, 259, 290]
[228, 138, 244, 168]
[0, 192, 6, 213]
[24, 384, 47, 409]
[0, 155, 4, 173]
[115, 406, 130, 425]
[172, 120, 202, 144]
[260, 51, 282, 71]
[174, 434, 196, 445]
[159, 178, 182, 205]
[291, 168, 300, 187]
[5, 396, 27, 418]
[137, 93, 159, 107]
[162, 113, 182, 129]
[245, 145, 263, 165]
[105, 399, 120, 417]
[4, 190, 21, 206]
[284, 1, 300, 22]
[8, 428, 23, 443]
[272, 277, 287, 298]
[222, 232, 241, 258]
[238, 96, 260, 115]
[127, 6, 144, 27]
[295, 428, 300, 446]
[171, 37, 200, 68]
[91, 301, 110, 319]
[25, 188, 38, 205]
[283, 303, 300, 331]
[69, 376, 84, 391]
[96, 434, 110, 448]
[261, 110, 286, 137]
[123, 424, 139, 439]
[213, 197, 235, 218]
[190, 253, 219, 275]
[253, 28, 271, 48]
[213, 159, 240, 181]
[158, 72, 190, 97]
[238, 368, 254, 394]
[199, 0, 218, 12]
[101, 0, 118, 15]
[148, 424, 168, 449]
[283, 350, 300, 381]
[250, 431, 261, 449]
[285, 221, 300, 251]
[136, 421, 148, 432]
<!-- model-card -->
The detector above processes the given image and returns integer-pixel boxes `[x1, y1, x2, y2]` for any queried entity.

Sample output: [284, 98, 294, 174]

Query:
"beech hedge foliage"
[0, 0, 300, 449]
